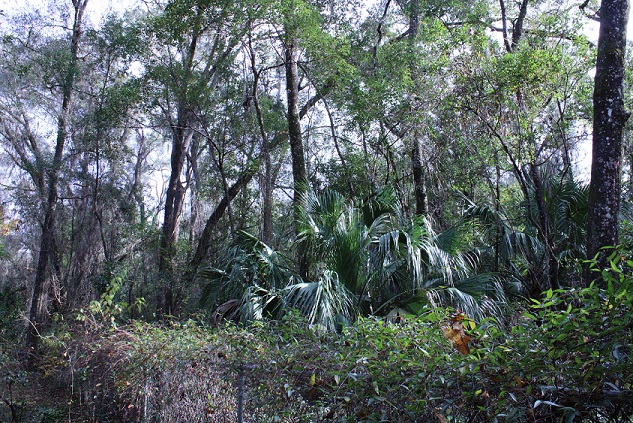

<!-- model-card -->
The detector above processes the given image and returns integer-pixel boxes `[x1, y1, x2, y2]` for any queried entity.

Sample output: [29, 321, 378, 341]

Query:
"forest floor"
[0, 344, 76, 422]
[1, 290, 632, 423]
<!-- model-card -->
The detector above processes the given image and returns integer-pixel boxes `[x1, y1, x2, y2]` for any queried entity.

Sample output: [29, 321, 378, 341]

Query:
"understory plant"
[199, 189, 519, 329]
[39, 249, 633, 423]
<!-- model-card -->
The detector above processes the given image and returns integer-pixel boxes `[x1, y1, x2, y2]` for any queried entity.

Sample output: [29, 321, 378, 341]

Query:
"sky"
[3, 0, 136, 26]
[2, 0, 632, 182]
[4, 0, 633, 33]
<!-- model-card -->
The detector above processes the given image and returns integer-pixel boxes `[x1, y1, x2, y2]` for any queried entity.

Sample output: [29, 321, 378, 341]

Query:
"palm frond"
[422, 273, 511, 320]
[197, 231, 296, 314]
[284, 271, 354, 330]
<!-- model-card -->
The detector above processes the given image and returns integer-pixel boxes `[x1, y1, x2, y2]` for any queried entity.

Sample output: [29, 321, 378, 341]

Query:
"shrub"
[38, 249, 632, 421]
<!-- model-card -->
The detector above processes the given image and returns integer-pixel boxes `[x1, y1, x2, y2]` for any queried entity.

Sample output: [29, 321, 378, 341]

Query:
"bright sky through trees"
[4, 0, 633, 35]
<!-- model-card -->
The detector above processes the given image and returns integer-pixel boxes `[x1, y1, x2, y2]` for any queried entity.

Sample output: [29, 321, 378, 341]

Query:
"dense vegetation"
[2, 252, 632, 421]
[0, 0, 631, 421]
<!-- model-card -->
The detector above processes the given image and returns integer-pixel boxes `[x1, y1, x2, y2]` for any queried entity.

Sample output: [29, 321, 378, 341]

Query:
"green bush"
[466, 247, 633, 421]
[0, 285, 25, 341]
[39, 249, 632, 421]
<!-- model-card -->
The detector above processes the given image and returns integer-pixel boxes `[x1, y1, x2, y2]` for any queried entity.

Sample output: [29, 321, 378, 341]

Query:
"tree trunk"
[187, 133, 284, 279]
[246, 34, 278, 245]
[406, 0, 428, 216]
[494, 151, 501, 273]
[530, 164, 560, 291]
[411, 133, 428, 216]
[27, 0, 89, 349]
[255, 104, 273, 245]
[586, 0, 630, 281]
[158, 106, 194, 315]
[260, 113, 274, 247]
[249, 52, 274, 245]
[285, 38, 309, 279]
[189, 168, 258, 272]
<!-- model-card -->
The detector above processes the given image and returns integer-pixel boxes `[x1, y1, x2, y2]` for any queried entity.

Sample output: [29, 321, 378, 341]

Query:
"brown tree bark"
[285, 38, 310, 279]
[407, 0, 428, 216]
[411, 132, 428, 215]
[155, 3, 249, 313]
[27, 0, 89, 349]
[160, 107, 194, 270]
[158, 105, 194, 315]
[157, 21, 200, 315]
[586, 0, 630, 281]
[189, 168, 258, 272]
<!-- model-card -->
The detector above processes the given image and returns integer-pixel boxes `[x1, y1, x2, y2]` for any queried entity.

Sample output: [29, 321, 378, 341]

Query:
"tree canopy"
[0, 0, 631, 420]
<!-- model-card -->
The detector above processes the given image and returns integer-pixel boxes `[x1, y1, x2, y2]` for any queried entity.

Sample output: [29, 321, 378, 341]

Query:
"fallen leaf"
[514, 375, 527, 388]
[442, 312, 472, 355]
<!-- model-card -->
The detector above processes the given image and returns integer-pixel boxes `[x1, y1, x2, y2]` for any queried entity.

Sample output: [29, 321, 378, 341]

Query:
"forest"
[0, 0, 632, 421]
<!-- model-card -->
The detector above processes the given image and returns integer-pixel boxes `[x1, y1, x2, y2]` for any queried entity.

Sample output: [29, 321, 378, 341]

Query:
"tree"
[284, 22, 309, 278]
[270, 0, 353, 278]
[26, 0, 90, 348]
[143, 0, 253, 314]
[1, 1, 157, 344]
[342, 0, 498, 222]
[453, 0, 594, 292]
[586, 0, 630, 279]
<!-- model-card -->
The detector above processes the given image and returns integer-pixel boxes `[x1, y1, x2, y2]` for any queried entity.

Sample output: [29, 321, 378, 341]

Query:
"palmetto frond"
[463, 170, 588, 290]
[299, 189, 517, 320]
[200, 189, 520, 328]
[197, 230, 296, 316]
[424, 274, 513, 320]
[284, 271, 354, 330]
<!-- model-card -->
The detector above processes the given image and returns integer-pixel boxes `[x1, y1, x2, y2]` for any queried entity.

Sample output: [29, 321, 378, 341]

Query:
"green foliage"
[465, 170, 589, 292]
[200, 189, 516, 328]
[41, 254, 633, 422]
[198, 230, 298, 322]
[465, 247, 633, 421]
[2, 1, 630, 420]
[495, 44, 563, 95]
[297, 190, 515, 321]
[284, 270, 354, 330]
[87, 14, 145, 63]
[0, 286, 24, 341]
[76, 264, 145, 327]
[151, 0, 237, 45]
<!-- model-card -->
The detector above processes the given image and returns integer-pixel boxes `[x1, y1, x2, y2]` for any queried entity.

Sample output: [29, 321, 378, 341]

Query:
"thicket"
[2, 251, 631, 422]
[0, 1, 631, 421]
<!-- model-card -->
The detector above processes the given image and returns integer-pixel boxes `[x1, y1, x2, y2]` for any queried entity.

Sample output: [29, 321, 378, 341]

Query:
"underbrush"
[4, 251, 633, 422]
[35, 287, 633, 422]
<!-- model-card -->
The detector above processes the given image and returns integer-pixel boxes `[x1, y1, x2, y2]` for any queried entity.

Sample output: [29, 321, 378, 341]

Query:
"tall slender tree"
[586, 0, 630, 279]
[277, 0, 346, 278]
[405, 0, 429, 216]
[27, 0, 90, 348]
[284, 32, 310, 278]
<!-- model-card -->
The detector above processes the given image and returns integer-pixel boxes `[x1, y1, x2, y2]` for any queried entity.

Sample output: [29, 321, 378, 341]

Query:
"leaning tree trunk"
[586, 0, 630, 282]
[28, 0, 89, 349]
[186, 132, 284, 283]
[285, 37, 309, 279]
